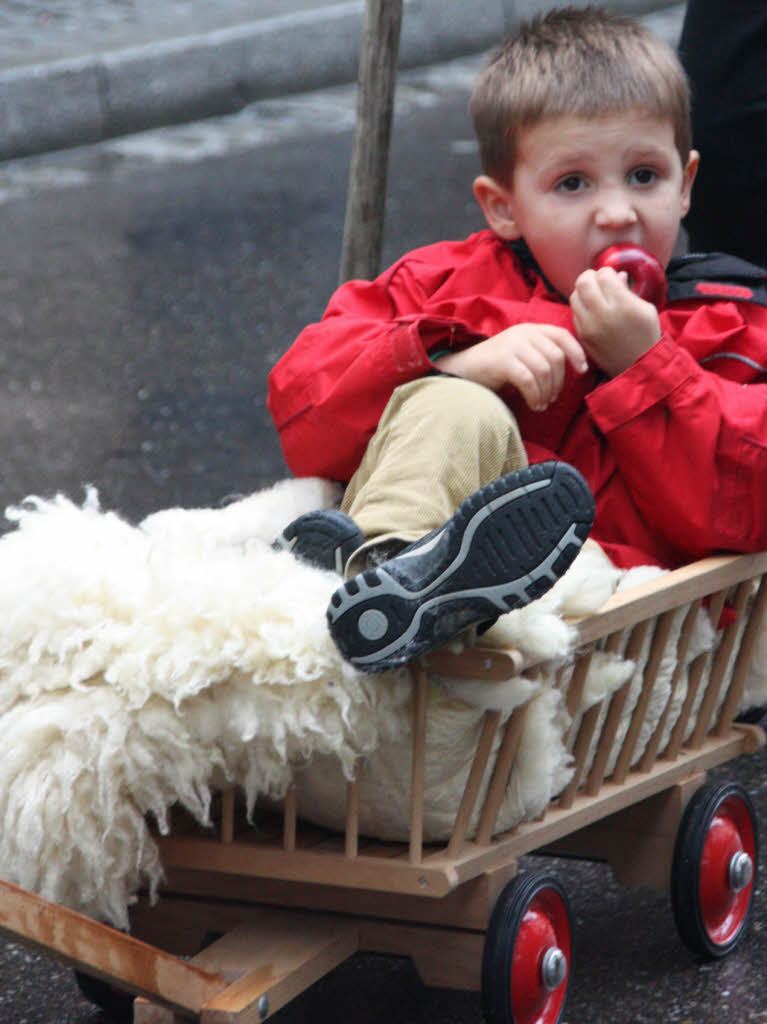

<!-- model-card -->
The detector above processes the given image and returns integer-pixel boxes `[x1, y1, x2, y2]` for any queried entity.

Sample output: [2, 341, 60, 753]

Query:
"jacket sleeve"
[586, 301, 767, 557]
[267, 258, 481, 479]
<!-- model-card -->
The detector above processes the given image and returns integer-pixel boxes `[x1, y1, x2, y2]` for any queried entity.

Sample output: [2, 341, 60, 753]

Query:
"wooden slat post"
[446, 710, 502, 857]
[585, 681, 631, 796]
[339, 0, 404, 283]
[475, 703, 530, 845]
[639, 599, 702, 771]
[717, 574, 767, 734]
[612, 612, 676, 784]
[562, 646, 595, 746]
[587, 620, 652, 794]
[345, 759, 362, 859]
[558, 702, 603, 809]
[690, 581, 753, 747]
[409, 663, 429, 864]
[663, 653, 708, 760]
[662, 589, 729, 759]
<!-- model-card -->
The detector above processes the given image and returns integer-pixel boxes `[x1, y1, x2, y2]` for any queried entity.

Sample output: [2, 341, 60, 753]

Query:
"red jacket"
[268, 230, 767, 569]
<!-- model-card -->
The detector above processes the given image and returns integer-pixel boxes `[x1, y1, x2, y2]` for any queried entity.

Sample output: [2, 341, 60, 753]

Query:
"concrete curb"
[0, 0, 681, 162]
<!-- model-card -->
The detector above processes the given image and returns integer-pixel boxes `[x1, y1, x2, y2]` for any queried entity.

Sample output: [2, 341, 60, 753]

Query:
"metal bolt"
[258, 995, 270, 1019]
[729, 851, 754, 893]
[540, 947, 568, 992]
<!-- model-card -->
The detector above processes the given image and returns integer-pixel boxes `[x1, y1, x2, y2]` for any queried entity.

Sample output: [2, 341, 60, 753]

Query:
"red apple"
[592, 244, 667, 307]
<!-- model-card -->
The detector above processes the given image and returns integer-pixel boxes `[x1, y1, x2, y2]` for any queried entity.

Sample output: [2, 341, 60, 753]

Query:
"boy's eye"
[555, 174, 586, 193]
[628, 167, 657, 186]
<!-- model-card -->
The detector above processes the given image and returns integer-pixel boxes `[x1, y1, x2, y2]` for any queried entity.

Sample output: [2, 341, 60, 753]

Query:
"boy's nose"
[594, 190, 638, 229]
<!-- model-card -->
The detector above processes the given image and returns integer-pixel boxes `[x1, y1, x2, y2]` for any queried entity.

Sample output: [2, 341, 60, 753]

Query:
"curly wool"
[0, 480, 410, 927]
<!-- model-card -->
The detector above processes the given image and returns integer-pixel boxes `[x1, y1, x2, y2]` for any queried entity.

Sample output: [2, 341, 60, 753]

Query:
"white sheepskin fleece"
[0, 482, 764, 930]
[0, 480, 413, 927]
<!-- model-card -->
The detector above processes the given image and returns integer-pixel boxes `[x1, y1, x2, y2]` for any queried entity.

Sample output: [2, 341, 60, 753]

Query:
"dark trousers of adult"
[679, 0, 767, 269]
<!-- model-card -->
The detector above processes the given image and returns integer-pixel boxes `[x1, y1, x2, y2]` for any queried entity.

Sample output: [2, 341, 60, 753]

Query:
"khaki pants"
[340, 376, 527, 572]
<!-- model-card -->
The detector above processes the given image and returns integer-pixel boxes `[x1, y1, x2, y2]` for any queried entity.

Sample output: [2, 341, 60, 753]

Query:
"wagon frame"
[0, 3, 764, 1021]
[0, 549, 764, 1023]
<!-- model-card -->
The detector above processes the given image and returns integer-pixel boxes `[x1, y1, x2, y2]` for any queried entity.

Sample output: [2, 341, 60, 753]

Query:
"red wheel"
[482, 873, 571, 1024]
[671, 782, 758, 957]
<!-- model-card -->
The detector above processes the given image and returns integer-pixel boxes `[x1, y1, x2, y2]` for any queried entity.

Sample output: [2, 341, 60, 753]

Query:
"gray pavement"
[0, 0, 685, 162]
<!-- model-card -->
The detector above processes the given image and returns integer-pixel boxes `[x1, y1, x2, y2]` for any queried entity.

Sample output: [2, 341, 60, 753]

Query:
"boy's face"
[475, 112, 699, 300]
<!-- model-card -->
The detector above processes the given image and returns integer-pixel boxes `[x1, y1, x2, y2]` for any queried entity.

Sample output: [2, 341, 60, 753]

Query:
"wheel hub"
[728, 851, 753, 893]
[540, 947, 568, 992]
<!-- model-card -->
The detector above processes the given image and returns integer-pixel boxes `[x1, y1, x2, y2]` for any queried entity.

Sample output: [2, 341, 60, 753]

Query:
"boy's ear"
[473, 175, 522, 240]
[680, 149, 700, 217]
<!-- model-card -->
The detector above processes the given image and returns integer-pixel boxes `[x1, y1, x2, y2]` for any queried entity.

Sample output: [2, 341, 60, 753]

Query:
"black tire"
[74, 970, 134, 1023]
[481, 872, 571, 1024]
[671, 781, 758, 958]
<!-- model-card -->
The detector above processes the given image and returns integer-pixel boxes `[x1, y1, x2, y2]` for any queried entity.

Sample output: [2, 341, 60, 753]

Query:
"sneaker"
[326, 461, 595, 672]
[273, 508, 365, 574]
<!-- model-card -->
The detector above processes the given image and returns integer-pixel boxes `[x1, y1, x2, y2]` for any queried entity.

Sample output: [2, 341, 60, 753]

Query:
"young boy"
[268, 6, 767, 672]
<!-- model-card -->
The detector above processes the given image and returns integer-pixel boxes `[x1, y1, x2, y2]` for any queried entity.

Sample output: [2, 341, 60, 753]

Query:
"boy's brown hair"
[470, 5, 692, 185]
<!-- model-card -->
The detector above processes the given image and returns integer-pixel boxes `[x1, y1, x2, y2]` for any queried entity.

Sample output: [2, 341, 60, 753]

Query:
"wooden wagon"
[0, 548, 764, 1024]
[0, 4, 763, 1022]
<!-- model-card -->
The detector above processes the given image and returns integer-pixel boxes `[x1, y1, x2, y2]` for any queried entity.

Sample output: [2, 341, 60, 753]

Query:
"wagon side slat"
[612, 610, 678, 784]
[586, 680, 632, 795]
[662, 653, 709, 761]
[716, 574, 767, 735]
[409, 664, 429, 865]
[660, 588, 729, 760]
[559, 699, 603, 809]
[345, 760, 362, 859]
[639, 598, 703, 771]
[587, 619, 653, 793]
[563, 645, 595, 723]
[690, 579, 755, 747]
[446, 710, 502, 857]
[475, 703, 530, 845]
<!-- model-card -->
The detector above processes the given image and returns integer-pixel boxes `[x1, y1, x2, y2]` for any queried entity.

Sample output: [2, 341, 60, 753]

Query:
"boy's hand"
[570, 267, 662, 377]
[432, 323, 588, 412]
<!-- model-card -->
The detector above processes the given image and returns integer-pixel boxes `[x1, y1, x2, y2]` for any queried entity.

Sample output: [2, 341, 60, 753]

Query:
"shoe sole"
[326, 462, 594, 671]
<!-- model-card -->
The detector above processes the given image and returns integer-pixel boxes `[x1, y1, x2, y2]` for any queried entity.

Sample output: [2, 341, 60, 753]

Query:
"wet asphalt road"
[0, 53, 766, 1024]
[0, 57, 488, 526]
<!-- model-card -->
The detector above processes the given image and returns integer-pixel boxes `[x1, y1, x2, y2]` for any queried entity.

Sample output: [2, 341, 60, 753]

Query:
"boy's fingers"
[540, 325, 589, 373]
[573, 268, 601, 297]
[574, 267, 622, 303]
[510, 335, 575, 409]
[507, 358, 544, 410]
